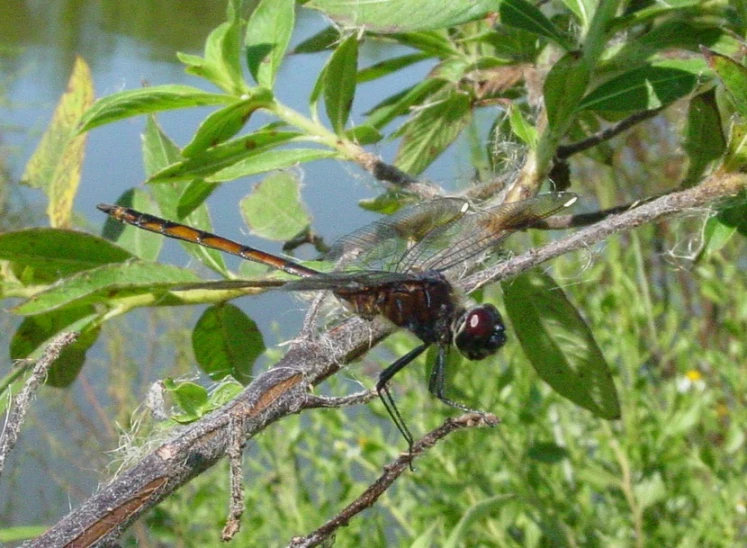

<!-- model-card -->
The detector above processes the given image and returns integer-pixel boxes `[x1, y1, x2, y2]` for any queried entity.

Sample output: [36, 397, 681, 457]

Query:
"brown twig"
[288, 413, 499, 548]
[222, 415, 246, 541]
[0, 332, 79, 479]
[555, 107, 665, 160]
[26, 172, 746, 547]
[302, 390, 378, 409]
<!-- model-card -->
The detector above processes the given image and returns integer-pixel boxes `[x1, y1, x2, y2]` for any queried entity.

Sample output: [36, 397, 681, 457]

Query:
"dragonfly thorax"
[333, 271, 459, 345]
[453, 304, 507, 360]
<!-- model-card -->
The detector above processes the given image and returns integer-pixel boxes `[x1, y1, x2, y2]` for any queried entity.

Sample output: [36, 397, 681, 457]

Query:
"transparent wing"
[172, 271, 414, 293]
[325, 198, 469, 271]
[398, 192, 577, 274]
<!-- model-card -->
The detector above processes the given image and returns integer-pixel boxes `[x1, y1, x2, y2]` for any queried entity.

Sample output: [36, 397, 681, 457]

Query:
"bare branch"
[288, 413, 499, 548]
[302, 389, 378, 409]
[555, 108, 665, 160]
[462, 173, 746, 293]
[0, 332, 79, 479]
[222, 415, 246, 541]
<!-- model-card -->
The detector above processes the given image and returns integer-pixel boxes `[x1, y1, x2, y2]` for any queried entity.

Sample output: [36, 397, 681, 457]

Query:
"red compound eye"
[454, 304, 507, 360]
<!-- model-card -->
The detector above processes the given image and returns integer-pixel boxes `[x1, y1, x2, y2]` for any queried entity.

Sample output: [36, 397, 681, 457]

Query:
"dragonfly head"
[454, 304, 507, 360]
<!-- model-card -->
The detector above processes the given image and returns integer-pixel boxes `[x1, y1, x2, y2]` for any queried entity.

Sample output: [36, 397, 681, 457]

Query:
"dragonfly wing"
[398, 192, 577, 273]
[325, 198, 469, 271]
[281, 270, 413, 291]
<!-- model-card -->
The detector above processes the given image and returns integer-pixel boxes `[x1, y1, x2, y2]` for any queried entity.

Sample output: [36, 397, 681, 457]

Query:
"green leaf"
[499, 0, 573, 50]
[22, 56, 94, 228]
[502, 270, 620, 420]
[148, 131, 301, 183]
[13, 262, 202, 315]
[141, 117, 228, 276]
[245, 0, 296, 88]
[165, 380, 210, 422]
[292, 25, 340, 54]
[715, 191, 747, 237]
[142, 115, 183, 180]
[78, 86, 234, 133]
[578, 60, 702, 112]
[364, 78, 448, 130]
[192, 303, 264, 383]
[240, 171, 311, 241]
[307, 0, 500, 33]
[10, 306, 101, 388]
[702, 46, 747, 120]
[0, 526, 49, 543]
[356, 53, 430, 83]
[443, 495, 514, 548]
[324, 34, 359, 134]
[101, 189, 163, 262]
[508, 104, 537, 147]
[527, 442, 570, 463]
[177, 1, 246, 95]
[702, 216, 737, 255]
[394, 91, 472, 175]
[387, 30, 458, 57]
[176, 179, 218, 219]
[544, 53, 590, 132]
[722, 119, 747, 173]
[344, 125, 383, 145]
[682, 90, 725, 185]
[469, 25, 540, 60]
[181, 90, 275, 157]
[208, 380, 243, 408]
[0, 228, 132, 279]
[211, 148, 340, 181]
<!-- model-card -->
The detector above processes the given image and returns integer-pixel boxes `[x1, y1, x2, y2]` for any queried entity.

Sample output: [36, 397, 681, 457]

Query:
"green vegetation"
[1, 0, 746, 545]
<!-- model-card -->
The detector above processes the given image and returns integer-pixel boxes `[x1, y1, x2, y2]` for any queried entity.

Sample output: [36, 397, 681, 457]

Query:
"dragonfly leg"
[376, 343, 429, 455]
[429, 345, 487, 416]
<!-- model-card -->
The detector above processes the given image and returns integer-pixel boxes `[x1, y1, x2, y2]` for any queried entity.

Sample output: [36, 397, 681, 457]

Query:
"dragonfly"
[98, 191, 577, 450]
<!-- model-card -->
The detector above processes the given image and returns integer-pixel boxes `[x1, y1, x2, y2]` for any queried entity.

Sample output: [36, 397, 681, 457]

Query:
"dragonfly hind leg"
[376, 343, 429, 455]
[429, 345, 489, 416]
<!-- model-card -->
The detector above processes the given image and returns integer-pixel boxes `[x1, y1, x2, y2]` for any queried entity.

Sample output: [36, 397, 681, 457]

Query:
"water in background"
[0, 0, 469, 530]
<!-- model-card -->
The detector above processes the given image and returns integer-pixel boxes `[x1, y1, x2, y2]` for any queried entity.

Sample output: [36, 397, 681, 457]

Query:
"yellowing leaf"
[22, 56, 94, 228]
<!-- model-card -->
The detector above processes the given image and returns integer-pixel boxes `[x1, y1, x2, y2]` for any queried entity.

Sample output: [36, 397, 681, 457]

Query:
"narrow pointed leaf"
[356, 53, 430, 83]
[324, 34, 359, 134]
[78, 86, 234, 132]
[682, 90, 725, 184]
[364, 78, 448, 130]
[176, 179, 218, 219]
[211, 148, 339, 181]
[181, 90, 274, 157]
[148, 131, 301, 182]
[502, 270, 620, 420]
[177, 1, 246, 95]
[292, 26, 340, 54]
[544, 53, 590, 131]
[578, 60, 702, 112]
[702, 46, 747, 120]
[141, 117, 228, 276]
[245, 0, 296, 88]
[500, 0, 573, 50]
